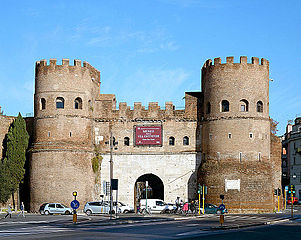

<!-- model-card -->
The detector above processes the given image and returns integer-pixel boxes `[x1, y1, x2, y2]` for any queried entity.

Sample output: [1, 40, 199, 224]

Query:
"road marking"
[177, 230, 208, 236]
[0, 220, 48, 225]
[0, 226, 72, 237]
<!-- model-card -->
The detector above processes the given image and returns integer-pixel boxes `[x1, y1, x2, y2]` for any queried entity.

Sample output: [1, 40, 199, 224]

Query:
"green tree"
[0, 113, 29, 206]
[0, 163, 12, 203]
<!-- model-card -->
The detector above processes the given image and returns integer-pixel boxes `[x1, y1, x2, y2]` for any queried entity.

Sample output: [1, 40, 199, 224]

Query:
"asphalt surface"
[0, 207, 300, 239]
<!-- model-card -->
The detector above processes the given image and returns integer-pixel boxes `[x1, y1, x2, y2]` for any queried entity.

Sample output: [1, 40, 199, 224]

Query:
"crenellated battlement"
[35, 59, 100, 84]
[94, 92, 200, 121]
[118, 101, 175, 112]
[118, 101, 185, 119]
[202, 56, 269, 69]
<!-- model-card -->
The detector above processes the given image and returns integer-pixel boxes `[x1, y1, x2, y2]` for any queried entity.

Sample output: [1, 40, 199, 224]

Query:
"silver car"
[84, 201, 113, 215]
[41, 203, 72, 215]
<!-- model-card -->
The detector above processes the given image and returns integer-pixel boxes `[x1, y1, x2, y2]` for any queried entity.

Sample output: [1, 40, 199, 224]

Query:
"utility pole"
[109, 129, 113, 220]
[284, 188, 286, 210]
[145, 181, 148, 213]
[202, 184, 205, 215]
[288, 184, 295, 218]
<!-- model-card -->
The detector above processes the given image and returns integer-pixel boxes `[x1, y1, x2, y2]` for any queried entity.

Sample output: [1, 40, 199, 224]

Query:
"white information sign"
[225, 179, 240, 192]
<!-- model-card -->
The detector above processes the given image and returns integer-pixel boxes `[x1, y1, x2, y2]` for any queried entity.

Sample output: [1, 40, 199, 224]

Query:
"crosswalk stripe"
[0, 226, 72, 237]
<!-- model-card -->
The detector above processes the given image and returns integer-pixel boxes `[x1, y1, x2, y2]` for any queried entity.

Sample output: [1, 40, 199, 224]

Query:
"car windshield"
[156, 201, 165, 206]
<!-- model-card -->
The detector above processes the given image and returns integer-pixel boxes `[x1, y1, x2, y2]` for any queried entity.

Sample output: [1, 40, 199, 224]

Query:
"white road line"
[177, 230, 207, 236]
[0, 226, 72, 237]
[0, 220, 48, 225]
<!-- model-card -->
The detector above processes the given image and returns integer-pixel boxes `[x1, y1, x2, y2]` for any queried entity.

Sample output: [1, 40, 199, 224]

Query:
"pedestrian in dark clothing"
[4, 204, 12, 218]
[190, 200, 195, 213]
[18, 202, 25, 217]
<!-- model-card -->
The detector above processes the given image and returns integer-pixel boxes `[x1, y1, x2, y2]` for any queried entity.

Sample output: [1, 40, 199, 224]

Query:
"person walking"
[183, 202, 189, 215]
[18, 202, 25, 218]
[175, 197, 180, 213]
[190, 200, 195, 214]
[4, 204, 12, 218]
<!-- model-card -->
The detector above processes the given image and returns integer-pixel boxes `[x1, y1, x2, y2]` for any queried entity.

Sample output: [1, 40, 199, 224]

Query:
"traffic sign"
[219, 204, 226, 211]
[71, 200, 80, 209]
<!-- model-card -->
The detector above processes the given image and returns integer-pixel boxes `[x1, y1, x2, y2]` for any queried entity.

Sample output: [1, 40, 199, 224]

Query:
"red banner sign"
[135, 126, 162, 146]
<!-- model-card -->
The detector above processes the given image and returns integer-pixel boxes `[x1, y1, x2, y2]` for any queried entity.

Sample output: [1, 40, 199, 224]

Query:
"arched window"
[74, 97, 82, 109]
[169, 136, 175, 146]
[221, 100, 229, 112]
[257, 101, 263, 112]
[40, 98, 46, 110]
[206, 102, 211, 114]
[56, 97, 64, 109]
[124, 137, 129, 146]
[183, 136, 189, 145]
[240, 99, 249, 112]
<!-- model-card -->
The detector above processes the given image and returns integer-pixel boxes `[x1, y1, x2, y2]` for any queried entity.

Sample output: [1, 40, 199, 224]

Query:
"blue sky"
[0, 0, 300, 135]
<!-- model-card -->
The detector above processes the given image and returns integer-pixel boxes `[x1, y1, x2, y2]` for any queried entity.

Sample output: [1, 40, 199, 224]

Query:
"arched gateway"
[134, 174, 164, 211]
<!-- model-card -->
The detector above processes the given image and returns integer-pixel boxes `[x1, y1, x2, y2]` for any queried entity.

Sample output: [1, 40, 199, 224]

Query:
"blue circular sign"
[219, 204, 225, 211]
[71, 200, 80, 209]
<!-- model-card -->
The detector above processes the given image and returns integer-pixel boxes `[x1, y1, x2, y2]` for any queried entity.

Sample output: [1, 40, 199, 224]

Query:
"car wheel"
[65, 210, 71, 215]
[216, 210, 221, 214]
[86, 210, 92, 216]
[44, 210, 50, 215]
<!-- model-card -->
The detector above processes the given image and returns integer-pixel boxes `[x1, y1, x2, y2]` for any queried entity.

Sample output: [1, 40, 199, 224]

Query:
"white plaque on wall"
[95, 136, 103, 144]
[225, 179, 240, 192]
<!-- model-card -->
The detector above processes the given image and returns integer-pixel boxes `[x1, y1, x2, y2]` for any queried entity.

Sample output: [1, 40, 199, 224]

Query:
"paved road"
[0, 209, 300, 239]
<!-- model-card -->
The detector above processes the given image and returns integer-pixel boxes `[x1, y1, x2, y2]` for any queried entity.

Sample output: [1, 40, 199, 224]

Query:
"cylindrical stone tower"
[30, 59, 100, 212]
[199, 56, 273, 213]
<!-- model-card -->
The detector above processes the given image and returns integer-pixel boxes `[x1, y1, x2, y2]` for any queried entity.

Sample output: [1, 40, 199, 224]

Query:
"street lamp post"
[109, 130, 113, 219]
[109, 129, 118, 220]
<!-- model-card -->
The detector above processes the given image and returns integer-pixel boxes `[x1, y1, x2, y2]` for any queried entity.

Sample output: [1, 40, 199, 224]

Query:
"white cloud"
[72, 19, 179, 53]
[160, 41, 179, 51]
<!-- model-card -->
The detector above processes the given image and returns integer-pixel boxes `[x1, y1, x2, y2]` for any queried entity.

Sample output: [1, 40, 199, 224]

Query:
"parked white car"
[40, 203, 72, 215]
[104, 201, 134, 213]
[140, 199, 168, 213]
[114, 201, 134, 213]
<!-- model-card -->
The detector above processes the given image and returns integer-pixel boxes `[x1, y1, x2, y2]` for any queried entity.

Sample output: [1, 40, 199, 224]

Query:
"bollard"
[219, 214, 224, 226]
[73, 211, 77, 224]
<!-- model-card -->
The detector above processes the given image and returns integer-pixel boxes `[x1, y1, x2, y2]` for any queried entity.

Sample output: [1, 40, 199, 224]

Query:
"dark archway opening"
[134, 174, 164, 212]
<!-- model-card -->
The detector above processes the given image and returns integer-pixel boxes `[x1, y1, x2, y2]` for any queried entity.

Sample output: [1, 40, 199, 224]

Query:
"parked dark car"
[39, 203, 48, 214]
[201, 203, 227, 214]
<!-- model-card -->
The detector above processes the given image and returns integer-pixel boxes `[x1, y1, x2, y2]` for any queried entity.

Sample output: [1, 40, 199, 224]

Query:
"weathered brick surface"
[199, 160, 274, 213]
[271, 136, 283, 209]
[30, 151, 95, 211]
[0, 115, 15, 160]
